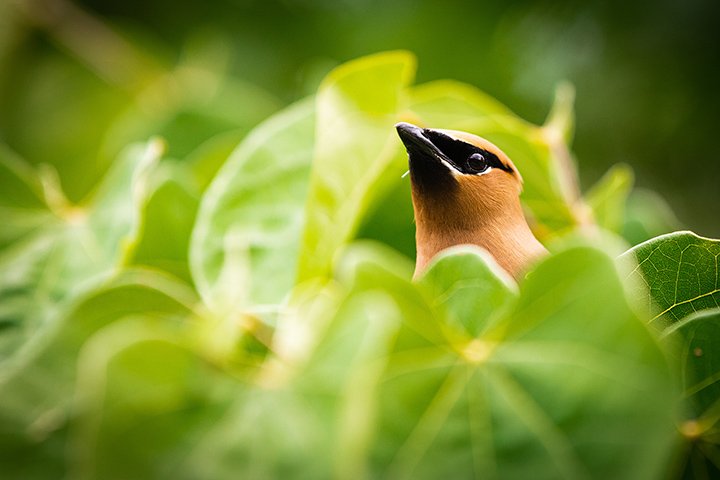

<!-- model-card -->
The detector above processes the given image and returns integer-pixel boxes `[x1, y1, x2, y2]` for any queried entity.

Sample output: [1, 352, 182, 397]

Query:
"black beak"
[395, 122, 458, 191]
[395, 122, 446, 162]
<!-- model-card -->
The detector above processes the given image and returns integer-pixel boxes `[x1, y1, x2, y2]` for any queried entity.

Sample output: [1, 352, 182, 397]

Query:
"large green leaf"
[178, 288, 403, 480]
[0, 268, 196, 480]
[0, 140, 161, 364]
[124, 125, 258, 284]
[407, 80, 515, 123]
[622, 231, 720, 325]
[342, 243, 676, 479]
[190, 98, 315, 311]
[67, 318, 232, 480]
[623, 232, 720, 478]
[296, 50, 416, 282]
[419, 245, 518, 337]
[0, 142, 161, 476]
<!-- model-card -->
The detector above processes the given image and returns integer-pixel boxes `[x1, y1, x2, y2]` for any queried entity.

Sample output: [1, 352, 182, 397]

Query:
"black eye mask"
[422, 129, 514, 176]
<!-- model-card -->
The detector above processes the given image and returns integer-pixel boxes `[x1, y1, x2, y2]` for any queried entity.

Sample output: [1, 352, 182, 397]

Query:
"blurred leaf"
[123, 168, 199, 284]
[662, 309, 720, 478]
[0, 144, 51, 249]
[190, 98, 315, 311]
[180, 384, 333, 480]
[665, 309, 720, 429]
[408, 80, 580, 236]
[126, 126, 257, 283]
[0, 50, 133, 202]
[180, 287, 403, 480]
[622, 188, 682, 246]
[185, 129, 246, 192]
[356, 176, 416, 260]
[419, 245, 518, 337]
[406, 80, 514, 124]
[68, 318, 230, 480]
[296, 50, 416, 282]
[586, 164, 634, 233]
[343, 243, 676, 479]
[543, 82, 575, 145]
[103, 76, 279, 162]
[0, 140, 160, 366]
[0, 268, 196, 480]
[622, 231, 720, 325]
[0, 144, 45, 209]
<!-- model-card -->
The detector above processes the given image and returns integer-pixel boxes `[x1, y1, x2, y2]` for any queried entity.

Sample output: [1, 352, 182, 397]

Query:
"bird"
[395, 122, 547, 280]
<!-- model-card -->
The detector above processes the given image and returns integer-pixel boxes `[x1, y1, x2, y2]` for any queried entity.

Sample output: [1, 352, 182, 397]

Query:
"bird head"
[395, 122, 523, 229]
[395, 122, 544, 278]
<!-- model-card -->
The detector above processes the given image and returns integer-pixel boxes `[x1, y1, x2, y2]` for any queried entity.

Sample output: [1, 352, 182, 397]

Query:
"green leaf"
[665, 309, 720, 427]
[179, 287, 403, 480]
[103, 76, 279, 162]
[585, 164, 634, 233]
[623, 232, 720, 477]
[622, 231, 720, 325]
[123, 169, 199, 284]
[662, 309, 720, 478]
[0, 145, 51, 250]
[419, 245, 518, 337]
[0, 144, 45, 209]
[407, 80, 515, 126]
[543, 82, 576, 146]
[0, 140, 161, 364]
[67, 318, 231, 480]
[179, 385, 333, 480]
[622, 188, 681, 246]
[296, 50, 416, 282]
[0, 52, 134, 202]
[185, 129, 247, 192]
[356, 176, 416, 260]
[190, 98, 315, 311]
[342, 243, 676, 479]
[0, 268, 196, 480]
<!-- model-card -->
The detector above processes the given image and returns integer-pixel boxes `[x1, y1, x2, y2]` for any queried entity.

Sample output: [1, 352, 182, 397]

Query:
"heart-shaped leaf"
[622, 231, 720, 325]
[344, 243, 677, 479]
[623, 231, 720, 477]
[296, 51, 416, 282]
[190, 99, 315, 311]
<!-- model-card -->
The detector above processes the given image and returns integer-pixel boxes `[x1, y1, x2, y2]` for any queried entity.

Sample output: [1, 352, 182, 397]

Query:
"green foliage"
[623, 232, 720, 478]
[190, 98, 315, 311]
[623, 232, 720, 324]
[585, 164, 634, 233]
[297, 51, 415, 282]
[351, 244, 676, 480]
[0, 47, 717, 480]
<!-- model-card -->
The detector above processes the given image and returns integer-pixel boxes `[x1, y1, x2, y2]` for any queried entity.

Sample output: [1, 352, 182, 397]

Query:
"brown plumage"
[395, 122, 547, 280]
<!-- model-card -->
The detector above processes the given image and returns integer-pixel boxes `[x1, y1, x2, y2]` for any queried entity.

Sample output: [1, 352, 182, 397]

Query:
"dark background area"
[2, 0, 719, 235]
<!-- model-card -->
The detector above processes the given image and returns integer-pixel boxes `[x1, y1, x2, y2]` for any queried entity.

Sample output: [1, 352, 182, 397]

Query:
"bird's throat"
[414, 217, 547, 280]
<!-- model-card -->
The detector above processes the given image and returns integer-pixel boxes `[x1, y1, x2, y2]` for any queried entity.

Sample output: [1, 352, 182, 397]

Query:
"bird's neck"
[414, 203, 547, 280]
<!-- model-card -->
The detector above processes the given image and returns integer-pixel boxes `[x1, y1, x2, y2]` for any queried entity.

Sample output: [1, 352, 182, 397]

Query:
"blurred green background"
[1, 0, 718, 235]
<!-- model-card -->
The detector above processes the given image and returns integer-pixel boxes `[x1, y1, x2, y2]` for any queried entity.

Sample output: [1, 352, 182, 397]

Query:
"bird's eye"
[466, 153, 489, 174]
